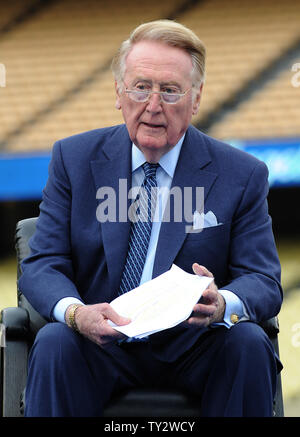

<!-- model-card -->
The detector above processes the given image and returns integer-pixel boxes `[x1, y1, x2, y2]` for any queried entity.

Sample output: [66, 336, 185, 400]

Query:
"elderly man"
[19, 20, 282, 417]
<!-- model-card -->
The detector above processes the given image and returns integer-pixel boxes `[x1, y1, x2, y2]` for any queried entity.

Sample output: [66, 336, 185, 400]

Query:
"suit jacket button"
[230, 313, 239, 324]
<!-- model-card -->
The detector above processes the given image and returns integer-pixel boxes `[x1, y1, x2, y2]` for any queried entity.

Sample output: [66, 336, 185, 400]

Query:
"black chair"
[0, 217, 284, 417]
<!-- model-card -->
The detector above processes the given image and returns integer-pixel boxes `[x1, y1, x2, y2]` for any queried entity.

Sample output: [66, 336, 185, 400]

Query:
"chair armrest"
[1, 307, 30, 417]
[259, 316, 279, 338]
[15, 217, 38, 281]
[0, 307, 30, 341]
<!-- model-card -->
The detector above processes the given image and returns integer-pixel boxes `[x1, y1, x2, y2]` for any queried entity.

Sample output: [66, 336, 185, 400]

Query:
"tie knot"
[142, 162, 159, 179]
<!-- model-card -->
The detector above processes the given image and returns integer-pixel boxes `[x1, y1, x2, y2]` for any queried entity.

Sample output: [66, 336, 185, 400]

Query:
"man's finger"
[192, 263, 214, 278]
[187, 316, 211, 327]
[101, 303, 131, 326]
[193, 303, 216, 317]
[201, 286, 218, 301]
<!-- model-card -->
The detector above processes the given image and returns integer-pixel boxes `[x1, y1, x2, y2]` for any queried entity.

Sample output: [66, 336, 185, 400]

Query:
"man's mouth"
[141, 122, 165, 129]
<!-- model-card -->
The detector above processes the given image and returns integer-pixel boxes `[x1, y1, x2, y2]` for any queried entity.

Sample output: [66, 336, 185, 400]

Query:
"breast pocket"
[175, 222, 231, 279]
[185, 222, 230, 241]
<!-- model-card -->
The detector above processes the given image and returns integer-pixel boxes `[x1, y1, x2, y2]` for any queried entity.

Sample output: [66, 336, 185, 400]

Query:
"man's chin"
[136, 133, 163, 148]
[135, 137, 174, 161]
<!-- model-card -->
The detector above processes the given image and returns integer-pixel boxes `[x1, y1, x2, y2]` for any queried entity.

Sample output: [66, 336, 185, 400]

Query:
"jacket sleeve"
[224, 160, 282, 322]
[18, 141, 83, 320]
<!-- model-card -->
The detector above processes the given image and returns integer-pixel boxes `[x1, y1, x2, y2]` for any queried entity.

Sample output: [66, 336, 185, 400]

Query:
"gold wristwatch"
[66, 303, 83, 332]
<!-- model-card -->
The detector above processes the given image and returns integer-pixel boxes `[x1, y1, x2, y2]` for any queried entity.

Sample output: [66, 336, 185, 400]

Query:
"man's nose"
[146, 92, 163, 112]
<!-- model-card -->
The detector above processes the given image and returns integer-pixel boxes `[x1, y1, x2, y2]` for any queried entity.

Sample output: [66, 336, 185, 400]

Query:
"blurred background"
[0, 0, 299, 416]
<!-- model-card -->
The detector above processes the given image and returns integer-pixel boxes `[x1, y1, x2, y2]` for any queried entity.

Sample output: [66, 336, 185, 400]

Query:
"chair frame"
[0, 217, 284, 417]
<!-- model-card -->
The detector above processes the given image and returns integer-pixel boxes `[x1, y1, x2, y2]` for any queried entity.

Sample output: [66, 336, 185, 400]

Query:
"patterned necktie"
[118, 162, 159, 295]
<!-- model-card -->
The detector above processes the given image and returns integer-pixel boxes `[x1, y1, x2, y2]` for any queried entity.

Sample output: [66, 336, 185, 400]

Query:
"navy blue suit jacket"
[19, 124, 282, 361]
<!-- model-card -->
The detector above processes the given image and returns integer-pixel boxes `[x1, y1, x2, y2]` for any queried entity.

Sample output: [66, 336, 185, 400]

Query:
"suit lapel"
[153, 127, 218, 277]
[90, 125, 132, 296]
[90, 125, 218, 292]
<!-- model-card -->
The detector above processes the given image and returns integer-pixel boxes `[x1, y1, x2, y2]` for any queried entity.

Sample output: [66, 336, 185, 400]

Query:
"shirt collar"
[131, 133, 185, 178]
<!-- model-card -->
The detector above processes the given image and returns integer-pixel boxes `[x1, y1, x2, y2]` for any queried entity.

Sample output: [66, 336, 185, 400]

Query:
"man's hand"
[65, 303, 131, 347]
[185, 263, 225, 327]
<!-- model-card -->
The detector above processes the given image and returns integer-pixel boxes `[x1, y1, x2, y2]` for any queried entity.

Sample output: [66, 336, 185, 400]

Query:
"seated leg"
[172, 322, 278, 417]
[25, 323, 149, 416]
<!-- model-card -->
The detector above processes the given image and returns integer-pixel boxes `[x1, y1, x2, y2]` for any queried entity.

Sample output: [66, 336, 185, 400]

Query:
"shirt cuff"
[212, 289, 249, 329]
[52, 297, 85, 323]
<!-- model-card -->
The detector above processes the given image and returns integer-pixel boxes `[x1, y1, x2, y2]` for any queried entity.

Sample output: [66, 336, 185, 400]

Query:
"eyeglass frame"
[122, 80, 193, 105]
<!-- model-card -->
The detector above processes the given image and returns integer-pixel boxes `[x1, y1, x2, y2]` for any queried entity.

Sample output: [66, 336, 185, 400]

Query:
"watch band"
[66, 303, 83, 332]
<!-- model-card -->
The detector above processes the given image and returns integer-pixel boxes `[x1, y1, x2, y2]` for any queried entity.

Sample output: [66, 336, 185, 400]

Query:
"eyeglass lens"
[127, 90, 182, 104]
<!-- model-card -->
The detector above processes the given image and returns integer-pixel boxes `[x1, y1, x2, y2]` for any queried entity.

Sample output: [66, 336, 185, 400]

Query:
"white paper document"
[108, 264, 213, 339]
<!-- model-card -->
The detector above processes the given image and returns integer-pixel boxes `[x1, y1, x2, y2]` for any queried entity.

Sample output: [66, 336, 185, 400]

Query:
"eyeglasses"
[124, 86, 192, 104]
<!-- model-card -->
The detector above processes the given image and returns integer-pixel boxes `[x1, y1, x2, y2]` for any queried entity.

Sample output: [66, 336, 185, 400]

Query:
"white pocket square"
[193, 210, 222, 230]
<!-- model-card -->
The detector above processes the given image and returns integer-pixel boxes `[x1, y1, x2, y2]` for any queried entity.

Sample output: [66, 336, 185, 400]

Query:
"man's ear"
[115, 80, 122, 110]
[192, 83, 203, 115]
